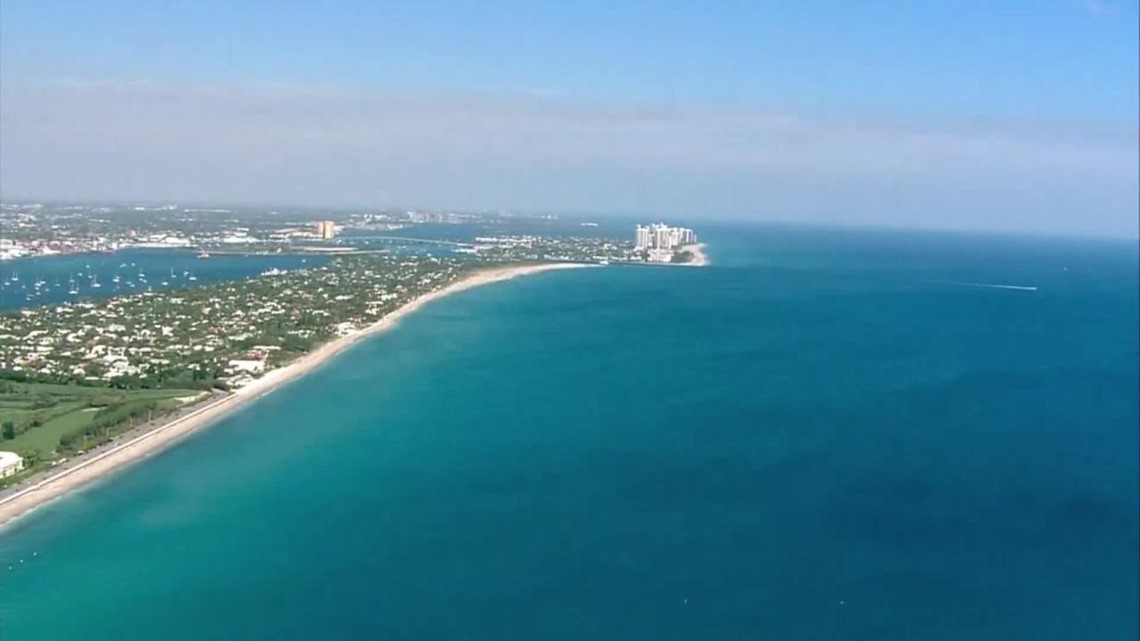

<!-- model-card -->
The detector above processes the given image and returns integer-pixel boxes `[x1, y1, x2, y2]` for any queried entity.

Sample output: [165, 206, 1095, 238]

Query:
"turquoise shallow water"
[1, 225, 1136, 639]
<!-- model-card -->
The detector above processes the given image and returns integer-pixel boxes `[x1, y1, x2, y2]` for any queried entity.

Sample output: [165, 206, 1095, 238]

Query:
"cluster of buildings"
[635, 223, 697, 251]
[0, 202, 351, 261]
[0, 255, 468, 389]
[0, 226, 339, 260]
[1, 238, 115, 261]
[472, 235, 638, 264]
[315, 220, 337, 240]
[634, 223, 698, 262]
[1, 239, 36, 261]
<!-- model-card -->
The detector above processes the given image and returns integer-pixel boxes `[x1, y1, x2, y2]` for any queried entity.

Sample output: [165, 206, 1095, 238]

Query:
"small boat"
[197, 251, 210, 259]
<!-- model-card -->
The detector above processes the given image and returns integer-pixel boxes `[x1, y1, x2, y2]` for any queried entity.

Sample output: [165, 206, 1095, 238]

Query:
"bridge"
[346, 235, 474, 248]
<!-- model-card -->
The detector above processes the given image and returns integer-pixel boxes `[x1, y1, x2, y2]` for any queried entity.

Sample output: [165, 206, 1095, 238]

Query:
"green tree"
[2, 421, 15, 440]
[31, 394, 58, 410]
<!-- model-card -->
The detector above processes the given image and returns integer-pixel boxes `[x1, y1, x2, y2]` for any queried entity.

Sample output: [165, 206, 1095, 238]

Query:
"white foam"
[931, 280, 1038, 292]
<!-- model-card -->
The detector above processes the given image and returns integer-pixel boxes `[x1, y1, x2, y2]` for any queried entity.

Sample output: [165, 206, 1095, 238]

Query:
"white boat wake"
[931, 280, 1038, 292]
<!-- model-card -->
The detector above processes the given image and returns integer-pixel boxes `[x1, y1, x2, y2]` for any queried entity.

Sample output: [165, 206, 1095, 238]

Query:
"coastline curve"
[0, 262, 595, 530]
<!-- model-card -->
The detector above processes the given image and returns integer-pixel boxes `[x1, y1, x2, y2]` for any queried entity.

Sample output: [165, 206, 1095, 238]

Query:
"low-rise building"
[228, 359, 266, 375]
[0, 451, 24, 478]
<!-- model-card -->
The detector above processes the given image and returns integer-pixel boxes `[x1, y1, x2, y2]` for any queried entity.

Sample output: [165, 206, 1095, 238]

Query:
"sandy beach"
[0, 262, 593, 529]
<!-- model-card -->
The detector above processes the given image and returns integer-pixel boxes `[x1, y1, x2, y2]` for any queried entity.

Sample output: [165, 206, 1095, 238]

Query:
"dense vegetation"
[0, 380, 199, 487]
[0, 254, 480, 390]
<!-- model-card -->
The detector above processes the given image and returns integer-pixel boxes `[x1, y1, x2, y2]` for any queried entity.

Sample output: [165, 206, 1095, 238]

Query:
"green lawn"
[8, 382, 114, 396]
[8, 407, 99, 453]
[0, 381, 199, 456]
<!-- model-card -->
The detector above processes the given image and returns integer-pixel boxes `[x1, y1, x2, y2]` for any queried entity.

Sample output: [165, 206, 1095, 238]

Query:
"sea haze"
[0, 224, 1136, 640]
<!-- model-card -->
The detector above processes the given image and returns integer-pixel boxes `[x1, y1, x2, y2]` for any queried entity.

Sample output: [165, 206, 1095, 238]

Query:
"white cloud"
[1, 81, 1136, 235]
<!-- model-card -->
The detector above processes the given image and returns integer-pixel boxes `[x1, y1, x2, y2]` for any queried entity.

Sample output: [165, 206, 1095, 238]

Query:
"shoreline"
[0, 261, 593, 530]
[679, 243, 709, 267]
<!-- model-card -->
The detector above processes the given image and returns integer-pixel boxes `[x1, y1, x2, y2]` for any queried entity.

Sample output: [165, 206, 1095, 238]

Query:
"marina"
[0, 250, 329, 311]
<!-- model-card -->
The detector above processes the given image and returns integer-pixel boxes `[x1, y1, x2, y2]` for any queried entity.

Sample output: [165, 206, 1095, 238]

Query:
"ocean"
[0, 224, 1136, 640]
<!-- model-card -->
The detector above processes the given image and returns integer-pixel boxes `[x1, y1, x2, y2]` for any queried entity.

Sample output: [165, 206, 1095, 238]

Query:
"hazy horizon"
[1, 1, 1137, 237]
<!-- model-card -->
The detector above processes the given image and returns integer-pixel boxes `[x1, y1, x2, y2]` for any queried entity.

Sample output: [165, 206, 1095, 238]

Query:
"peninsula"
[0, 212, 706, 527]
[633, 223, 706, 265]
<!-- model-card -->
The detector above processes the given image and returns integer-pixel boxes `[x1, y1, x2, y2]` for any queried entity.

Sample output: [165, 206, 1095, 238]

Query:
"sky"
[0, 1, 1137, 236]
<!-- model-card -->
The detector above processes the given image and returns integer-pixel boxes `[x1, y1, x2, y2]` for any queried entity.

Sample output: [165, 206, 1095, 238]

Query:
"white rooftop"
[0, 451, 23, 468]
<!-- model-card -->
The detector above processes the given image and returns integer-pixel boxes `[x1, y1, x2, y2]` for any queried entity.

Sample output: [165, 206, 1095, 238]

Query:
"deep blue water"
[0, 250, 328, 310]
[0, 225, 1136, 639]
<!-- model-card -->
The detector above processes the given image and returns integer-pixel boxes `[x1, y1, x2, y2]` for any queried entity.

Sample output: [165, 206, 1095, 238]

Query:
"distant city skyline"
[1, 1, 1137, 237]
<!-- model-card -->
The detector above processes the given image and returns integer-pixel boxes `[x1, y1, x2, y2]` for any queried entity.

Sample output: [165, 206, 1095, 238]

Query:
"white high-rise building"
[635, 225, 651, 250]
[635, 222, 697, 252]
[315, 220, 336, 239]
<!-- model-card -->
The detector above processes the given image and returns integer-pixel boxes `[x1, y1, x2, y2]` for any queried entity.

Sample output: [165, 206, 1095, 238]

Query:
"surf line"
[930, 280, 1038, 292]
